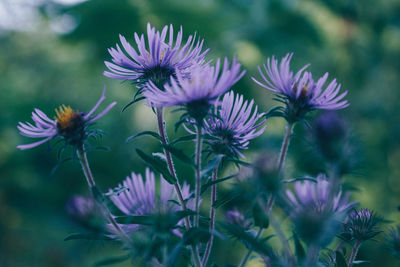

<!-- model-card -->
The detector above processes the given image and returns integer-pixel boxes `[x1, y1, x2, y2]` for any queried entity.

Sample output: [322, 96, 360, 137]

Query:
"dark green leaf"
[213, 192, 241, 209]
[121, 96, 146, 112]
[201, 155, 224, 179]
[253, 202, 269, 229]
[162, 144, 194, 166]
[265, 106, 285, 119]
[126, 131, 162, 143]
[170, 134, 196, 145]
[136, 149, 176, 184]
[335, 251, 347, 267]
[201, 174, 237, 194]
[115, 215, 154, 225]
[94, 254, 131, 266]
[167, 241, 184, 267]
[282, 177, 317, 184]
[183, 227, 211, 245]
[293, 232, 305, 263]
[64, 233, 113, 241]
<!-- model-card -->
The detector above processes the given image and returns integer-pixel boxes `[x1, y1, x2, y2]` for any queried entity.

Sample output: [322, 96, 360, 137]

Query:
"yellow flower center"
[55, 105, 79, 130]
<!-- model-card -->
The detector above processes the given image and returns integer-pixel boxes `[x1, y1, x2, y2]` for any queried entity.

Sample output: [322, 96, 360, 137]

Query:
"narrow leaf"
[162, 144, 194, 166]
[201, 155, 224, 179]
[136, 149, 176, 184]
[201, 174, 237, 194]
[126, 131, 162, 144]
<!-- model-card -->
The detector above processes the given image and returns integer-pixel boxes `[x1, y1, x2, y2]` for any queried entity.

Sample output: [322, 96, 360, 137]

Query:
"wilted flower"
[386, 225, 400, 259]
[252, 53, 349, 122]
[108, 168, 195, 235]
[285, 174, 356, 245]
[104, 23, 208, 90]
[203, 91, 266, 158]
[340, 209, 384, 243]
[17, 87, 116, 150]
[143, 58, 245, 122]
[226, 208, 251, 229]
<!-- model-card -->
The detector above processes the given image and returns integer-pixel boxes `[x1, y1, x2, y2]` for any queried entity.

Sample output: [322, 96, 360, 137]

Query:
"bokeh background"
[1, 0, 400, 266]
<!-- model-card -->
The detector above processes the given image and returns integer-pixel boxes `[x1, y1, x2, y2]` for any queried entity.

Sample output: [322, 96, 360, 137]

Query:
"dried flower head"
[143, 58, 245, 122]
[203, 91, 266, 158]
[252, 53, 349, 122]
[340, 208, 384, 243]
[104, 23, 208, 91]
[17, 87, 116, 150]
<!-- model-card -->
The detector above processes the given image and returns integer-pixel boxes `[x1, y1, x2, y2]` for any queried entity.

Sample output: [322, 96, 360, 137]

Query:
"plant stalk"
[202, 165, 219, 266]
[155, 108, 201, 267]
[348, 240, 361, 267]
[194, 123, 203, 227]
[76, 146, 131, 244]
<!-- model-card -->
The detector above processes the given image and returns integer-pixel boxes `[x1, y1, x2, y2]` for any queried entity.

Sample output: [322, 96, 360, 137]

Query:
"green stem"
[239, 227, 263, 267]
[348, 240, 361, 267]
[76, 146, 131, 244]
[155, 108, 201, 267]
[202, 165, 219, 266]
[194, 123, 203, 227]
[277, 122, 294, 172]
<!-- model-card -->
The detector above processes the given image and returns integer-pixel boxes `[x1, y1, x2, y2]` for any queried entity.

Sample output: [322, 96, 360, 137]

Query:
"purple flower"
[143, 58, 245, 121]
[252, 53, 349, 121]
[286, 175, 355, 214]
[286, 174, 356, 244]
[340, 209, 384, 242]
[226, 208, 251, 229]
[66, 195, 100, 224]
[203, 91, 266, 158]
[104, 23, 208, 90]
[17, 86, 116, 150]
[108, 168, 195, 235]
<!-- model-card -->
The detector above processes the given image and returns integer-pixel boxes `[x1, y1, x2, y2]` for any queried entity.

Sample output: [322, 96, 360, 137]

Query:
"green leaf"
[183, 227, 211, 245]
[212, 191, 241, 209]
[265, 106, 285, 119]
[335, 251, 347, 267]
[121, 96, 146, 112]
[201, 174, 237, 194]
[282, 176, 317, 184]
[221, 223, 274, 257]
[252, 202, 269, 229]
[201, 155, 224, 179]
[94, 254, 131, 266]
[293, 232, 305, 263]
[115, 215, 155, 225]
[170, 134, 196, 145]
[126, 131, 162, 143]
[136, 149, 176, 184]
[162, 144, 194, 166]
[167, 241, 185, 267]
[64, 233, 113, 241]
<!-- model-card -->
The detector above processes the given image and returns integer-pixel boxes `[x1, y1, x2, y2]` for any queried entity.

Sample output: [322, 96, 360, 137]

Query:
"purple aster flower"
[104, 23, 208, 90]
[17, 86, 116, 150]
[285, 174, 356, 245]
[252, 53, 349, 122]
[226, 208, 251, 229]
[108, 168, 195, 235]
[202, 91, 266, 158]
[143, 58, 245, 121]
[340, 208, 384, 242]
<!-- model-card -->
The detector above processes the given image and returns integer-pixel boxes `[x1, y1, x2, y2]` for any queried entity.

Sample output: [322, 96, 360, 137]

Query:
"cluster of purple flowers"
[17, 22, 397, 267]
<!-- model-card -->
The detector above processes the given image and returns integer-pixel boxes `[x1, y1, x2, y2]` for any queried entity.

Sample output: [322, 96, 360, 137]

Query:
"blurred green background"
[1, 0, 400, 266]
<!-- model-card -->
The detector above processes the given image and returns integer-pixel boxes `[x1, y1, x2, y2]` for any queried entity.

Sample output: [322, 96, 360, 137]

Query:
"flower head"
[226, 208, 251, 229]
[386, 225, 400, 259]
[252, 53, 349, 122]
[203, 91, 266, 158]
[17, 86, 116, 150]
[143, 57, 245, 121]
[340, 208, 384, 243]
[286, 174, 356, 245]
[104, 23, 208, 90]
[108, 168, 195, 235]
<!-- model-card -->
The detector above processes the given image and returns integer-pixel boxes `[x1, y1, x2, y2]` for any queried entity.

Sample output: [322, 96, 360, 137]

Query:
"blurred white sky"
[0, 0, 86, 32]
